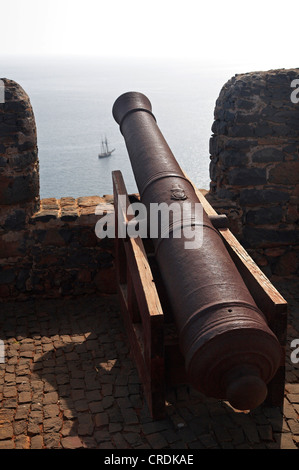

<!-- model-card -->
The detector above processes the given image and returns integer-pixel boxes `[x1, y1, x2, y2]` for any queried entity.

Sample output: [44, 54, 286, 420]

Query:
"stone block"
[240, 188, 290, 205]
[0, 268, 15, 285]
[251, 148, 284, 162]
[246, 206, 283, 225]
[219, 150, 249, 167]
[228, 168, 267, 186]
[269, 161, 299, 185]
[242, 227, 298, 248]
[3, 209, 27, 230]
[40, 198, 59, 210]
[0, 172, 39, 205]
[273, 251, 298, 275]
[60, 210, 78, 221]
[32, 209, 58, 222]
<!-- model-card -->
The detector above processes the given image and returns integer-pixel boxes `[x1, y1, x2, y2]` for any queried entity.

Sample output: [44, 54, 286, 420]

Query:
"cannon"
[112, 91, 285, 413]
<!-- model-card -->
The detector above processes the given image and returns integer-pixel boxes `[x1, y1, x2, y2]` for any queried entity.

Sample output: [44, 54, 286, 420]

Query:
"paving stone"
[101, 383, 113, 396]
[13, 420, 27, 435]
[123, 431, 144, 447]
[102, 396, 114, 409]
[287, 419, 299, 435]
[114, 385, 129, 398]
[94, 429, 111, 443]
[108, 407, 124, 423]
[72, 389, 85, 401]
[161, 428, 180, 444]
[43, 417, 62, 432]
[287, 394, 299, 404]
[212, 424, 233, 443]
[60, 420, 75, 437]
[77, 414, 94, 436]
[112, 432, 131, 448]
[5, 373, 16, 384]
[61, 436, 84, 449]
[15, 404, 30, 420]
[70, 378, 85, 389]
[286, 384, 299, 394]
[63, 408, 78, 420]
[257, 424, 274, 441]
[44, 404, 60, 418]
[0, 440, 14, 449]
[229, 427, 245, 446]
[43, 433, 61, 448]
[56, 374, 70, 385]
[43, 391, 58, 404]
[3, 386, 17, 398]
[198, 433, 219, 449]
[109, 422, 122, 433]
[141, 420, 171, 435]
[120, 407, 139, 425]
[89, 401, 104, 413]
[188, 440, 205, 449]
[95, 412, 109, 427]
[15, 435, 30, 449]
[145, 432, 168, 449]
[242, 422, 261, 444]
[75, 400, 89, 412]
[30, 435, 43, 449]
[0, 423, 13, 440]
[278, 432, 298, 449]
[28, 418, 41, 435]
[170, 440, 188, 449]
[19, 391, 31, 403]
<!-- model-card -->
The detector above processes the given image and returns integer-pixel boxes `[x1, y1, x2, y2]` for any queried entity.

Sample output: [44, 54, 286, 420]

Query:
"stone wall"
[0, 79, 39, 228]
[2, 71, 299, 301]
[0, 79, 116, 301]
[208, 68, 299, 277]
[0, 195, 116, 300]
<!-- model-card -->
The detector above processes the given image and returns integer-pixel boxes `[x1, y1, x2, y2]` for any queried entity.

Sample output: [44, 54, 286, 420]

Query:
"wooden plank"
[117, 284, 165, 417]
[181, 171, 287, 408]
[182, 170, 287, 316]
[112, 170, 166, 419]
[127, 265, 141, 323]
[113, 170, 164, 339]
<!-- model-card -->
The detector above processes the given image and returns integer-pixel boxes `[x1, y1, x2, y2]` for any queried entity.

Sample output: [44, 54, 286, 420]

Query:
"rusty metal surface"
[112, 91, 282, 411]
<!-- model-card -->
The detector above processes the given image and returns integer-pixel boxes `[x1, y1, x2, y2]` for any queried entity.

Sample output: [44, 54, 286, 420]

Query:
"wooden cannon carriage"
[111, 91, 288, 420]
[112, 169, 287, 420]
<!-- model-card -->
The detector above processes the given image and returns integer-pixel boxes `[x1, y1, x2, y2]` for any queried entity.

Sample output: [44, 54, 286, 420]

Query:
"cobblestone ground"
[0, 277, 298, 450]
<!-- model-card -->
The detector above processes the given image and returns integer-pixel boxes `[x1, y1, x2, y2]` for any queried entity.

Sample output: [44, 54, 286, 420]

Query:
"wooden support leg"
[113, 170, 166, 419]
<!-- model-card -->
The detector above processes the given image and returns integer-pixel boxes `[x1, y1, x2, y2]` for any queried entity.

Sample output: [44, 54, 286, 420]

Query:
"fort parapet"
[208, 68, 299, 278]
[0, 79, 115, 300]
[0, 70, 299, 301]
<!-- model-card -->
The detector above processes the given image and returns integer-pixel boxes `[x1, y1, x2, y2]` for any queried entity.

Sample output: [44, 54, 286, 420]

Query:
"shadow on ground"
[0, 281, 298, 449]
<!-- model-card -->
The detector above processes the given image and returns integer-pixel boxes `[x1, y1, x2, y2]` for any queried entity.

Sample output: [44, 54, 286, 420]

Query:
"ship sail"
[98, 135, 115, 158]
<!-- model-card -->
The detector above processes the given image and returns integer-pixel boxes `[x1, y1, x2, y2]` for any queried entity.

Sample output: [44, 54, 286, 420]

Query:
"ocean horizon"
[1, 55, 258, 199]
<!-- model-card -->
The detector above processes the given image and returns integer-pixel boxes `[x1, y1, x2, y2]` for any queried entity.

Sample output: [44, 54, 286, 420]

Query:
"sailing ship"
[98, 136, 115, 158]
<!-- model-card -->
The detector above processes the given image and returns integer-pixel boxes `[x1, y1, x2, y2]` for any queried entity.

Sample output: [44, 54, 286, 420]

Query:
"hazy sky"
[1, 0, 298, 69]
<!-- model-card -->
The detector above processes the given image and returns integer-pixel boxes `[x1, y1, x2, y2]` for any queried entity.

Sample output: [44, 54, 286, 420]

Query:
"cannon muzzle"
[112, 91, 282, 410]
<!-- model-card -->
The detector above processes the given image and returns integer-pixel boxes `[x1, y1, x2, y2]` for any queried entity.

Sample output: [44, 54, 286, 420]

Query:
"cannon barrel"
[112, 91, 282, 410]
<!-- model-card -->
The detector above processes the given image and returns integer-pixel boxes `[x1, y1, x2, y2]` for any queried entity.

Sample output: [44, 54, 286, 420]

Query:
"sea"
[1, 55, 250, 199]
